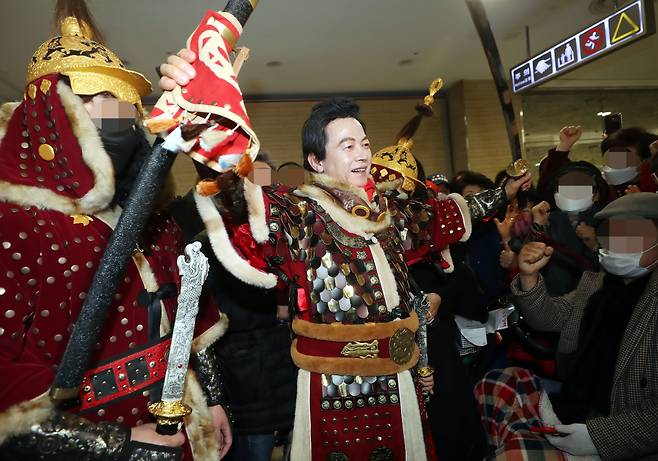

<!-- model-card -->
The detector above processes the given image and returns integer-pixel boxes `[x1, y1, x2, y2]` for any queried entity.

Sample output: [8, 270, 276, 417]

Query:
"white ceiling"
[1, 0, 657, 102]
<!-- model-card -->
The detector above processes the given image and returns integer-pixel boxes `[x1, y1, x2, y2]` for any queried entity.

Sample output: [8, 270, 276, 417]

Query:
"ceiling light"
[597, 111, 612, 116]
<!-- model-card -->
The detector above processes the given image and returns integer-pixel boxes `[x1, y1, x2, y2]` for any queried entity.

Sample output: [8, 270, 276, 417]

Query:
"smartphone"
[603, 113, 622, 136]
[530, 426, 568, 437]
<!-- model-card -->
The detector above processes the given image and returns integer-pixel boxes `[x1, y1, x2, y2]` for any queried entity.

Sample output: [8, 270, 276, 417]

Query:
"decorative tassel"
[196, 179, 221, 197]
[395, 78, 443, 143]
[54, 0, 105, 43]
[234, 152, 253, 178]
[144, 118, 179, 134]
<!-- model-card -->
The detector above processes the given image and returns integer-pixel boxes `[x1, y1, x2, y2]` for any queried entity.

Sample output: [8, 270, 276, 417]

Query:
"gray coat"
[511, 269, 658, 460]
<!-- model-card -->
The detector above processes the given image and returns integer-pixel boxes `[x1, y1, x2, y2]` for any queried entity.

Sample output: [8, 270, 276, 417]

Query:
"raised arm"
[467, 171, 531, 223]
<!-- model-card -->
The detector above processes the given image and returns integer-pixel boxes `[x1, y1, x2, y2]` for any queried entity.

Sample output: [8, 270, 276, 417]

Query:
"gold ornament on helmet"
[27, 16, 151, 113]
[371, 78, 444, 194]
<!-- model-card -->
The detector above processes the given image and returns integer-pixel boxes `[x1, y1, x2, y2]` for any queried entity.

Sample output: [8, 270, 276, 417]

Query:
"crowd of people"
[1, 2, 657, 461]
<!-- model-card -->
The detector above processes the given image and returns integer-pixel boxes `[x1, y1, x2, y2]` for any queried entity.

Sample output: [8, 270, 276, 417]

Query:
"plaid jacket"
[511, 270, 658, 460]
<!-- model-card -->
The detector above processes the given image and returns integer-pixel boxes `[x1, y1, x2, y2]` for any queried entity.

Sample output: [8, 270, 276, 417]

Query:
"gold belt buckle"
[340, 339, 379, 359]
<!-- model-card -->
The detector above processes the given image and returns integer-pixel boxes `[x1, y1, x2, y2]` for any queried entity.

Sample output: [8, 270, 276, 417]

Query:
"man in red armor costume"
[160, 49, 530, 460]
[0, 3, 231, 460]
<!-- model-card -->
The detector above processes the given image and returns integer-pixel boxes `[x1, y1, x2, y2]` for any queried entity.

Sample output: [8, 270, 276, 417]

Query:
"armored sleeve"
[0, 411, 129, 460]
[190, 345, 226, 408]
[465, 187, 507, 223]
[1, 410, 182, 461]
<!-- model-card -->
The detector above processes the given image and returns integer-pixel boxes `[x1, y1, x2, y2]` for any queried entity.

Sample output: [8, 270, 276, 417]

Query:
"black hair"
[416, 159, 427, 183]
[524, 186, 542, 208]
[254, 151, 275, 169]
[301, 97, 366, 171]
[55, 0, 105, 43]
[493, 169, 508, 188]
[277, 161, 303, 171]
[411, 159, 429, 201]
[549, 160, 609, 206]
[450, 170, 495, 195]
[600, 127, 658, 160]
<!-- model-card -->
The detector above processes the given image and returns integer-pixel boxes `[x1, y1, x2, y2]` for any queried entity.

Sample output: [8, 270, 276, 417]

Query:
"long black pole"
[51, 0, 258, 401]
[465, 0, 522, 161]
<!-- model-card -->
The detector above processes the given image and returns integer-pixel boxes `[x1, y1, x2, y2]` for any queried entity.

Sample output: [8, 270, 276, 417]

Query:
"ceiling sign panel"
[510, 0, 655, 93]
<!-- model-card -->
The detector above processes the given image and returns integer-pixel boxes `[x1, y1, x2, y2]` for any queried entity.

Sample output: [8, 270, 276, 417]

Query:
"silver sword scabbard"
[148, 241, 209, 435]
[413, 293, 434, 403]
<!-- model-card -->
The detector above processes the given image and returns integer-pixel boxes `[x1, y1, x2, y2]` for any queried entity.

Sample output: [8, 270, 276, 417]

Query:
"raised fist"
[557, 125, 583, 152]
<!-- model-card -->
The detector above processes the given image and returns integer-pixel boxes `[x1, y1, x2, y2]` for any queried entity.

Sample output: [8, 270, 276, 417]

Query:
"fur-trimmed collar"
[0, 102, 19, 141]
[307, 173, 371, 203]
[194, 191, 278, 289]
[296, 175, 392, 237]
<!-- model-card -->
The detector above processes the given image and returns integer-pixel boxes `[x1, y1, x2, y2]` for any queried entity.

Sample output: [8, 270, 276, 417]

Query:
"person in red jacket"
[0, 3, 230, 459]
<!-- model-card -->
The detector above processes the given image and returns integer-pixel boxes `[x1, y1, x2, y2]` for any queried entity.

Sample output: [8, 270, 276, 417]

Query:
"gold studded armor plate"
[266, 188, 414, 324]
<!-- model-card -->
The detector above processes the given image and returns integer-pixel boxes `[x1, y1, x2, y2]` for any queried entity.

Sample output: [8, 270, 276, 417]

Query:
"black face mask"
[99, 124, 143, 178]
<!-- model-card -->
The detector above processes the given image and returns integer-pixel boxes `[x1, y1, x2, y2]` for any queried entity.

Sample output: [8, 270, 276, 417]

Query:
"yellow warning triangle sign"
[611, 11, 640, 43]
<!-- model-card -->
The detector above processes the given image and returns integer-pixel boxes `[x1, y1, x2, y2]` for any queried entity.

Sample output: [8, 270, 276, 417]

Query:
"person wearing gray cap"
[474, 192, 658, 460]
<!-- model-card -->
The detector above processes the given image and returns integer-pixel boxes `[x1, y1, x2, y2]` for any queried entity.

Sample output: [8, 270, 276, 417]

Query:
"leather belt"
[77, 337, 171, 412]
[291, 312, 419, 376]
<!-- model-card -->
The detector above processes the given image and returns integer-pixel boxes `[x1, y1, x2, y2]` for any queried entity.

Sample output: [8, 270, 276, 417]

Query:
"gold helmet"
[371, 78, 443, 194]
[27, 16, 151, 113]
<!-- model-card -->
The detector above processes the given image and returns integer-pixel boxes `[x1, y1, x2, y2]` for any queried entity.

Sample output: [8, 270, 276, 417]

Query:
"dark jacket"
[459, 220, 507, 308]
[534, 207, 599, 296]
[203, 237, 298, 434]
[512, 270, 658, 460]
[411, 259, 488, 461]
[169, 194, 297, 434]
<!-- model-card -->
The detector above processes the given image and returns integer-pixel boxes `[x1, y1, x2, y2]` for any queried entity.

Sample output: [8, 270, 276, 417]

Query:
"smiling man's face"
[310, 117, 372, 187]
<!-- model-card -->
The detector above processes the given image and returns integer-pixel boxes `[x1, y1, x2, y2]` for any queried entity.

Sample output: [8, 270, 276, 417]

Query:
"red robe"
[0, 75, 224, 460]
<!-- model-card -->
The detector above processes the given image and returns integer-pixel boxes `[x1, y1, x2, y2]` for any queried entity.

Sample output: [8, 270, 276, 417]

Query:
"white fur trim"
[440, 247, 455, 274]
[448, 192, 472, 242]
[310, 173, 370, 203]
[399, 370, 427, 461]
[296, 184, 391, 237]
[0, 82, 114, 214]
[194, 192, 277, 289]
[290, 369, 312, 460]
[0, 392, 52, 444]
[370, 242, 401, 311]
[191, 315, 229, 353]
[0, 102, 19, 141]
[184, 372, 220, 461]
[243, 178, 269, 243]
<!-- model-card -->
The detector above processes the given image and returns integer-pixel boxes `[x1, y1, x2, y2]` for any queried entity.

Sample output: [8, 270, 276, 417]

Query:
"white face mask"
[598, 242, 658, 278]
[554, 192, 593, 213]
[601, 165, 639, 186]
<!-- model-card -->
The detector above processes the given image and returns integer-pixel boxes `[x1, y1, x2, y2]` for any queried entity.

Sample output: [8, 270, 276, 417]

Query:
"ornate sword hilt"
[148, 242, 209, 435]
